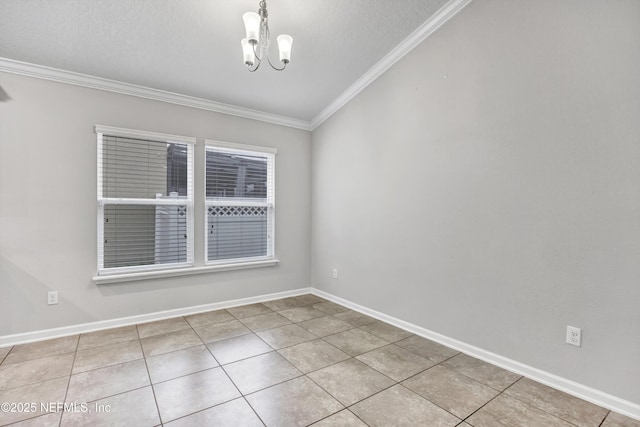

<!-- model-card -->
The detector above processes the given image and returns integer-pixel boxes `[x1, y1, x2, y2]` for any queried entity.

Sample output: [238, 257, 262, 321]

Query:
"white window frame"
[96, 125, 195, 276]
[204, 139, 277, 266]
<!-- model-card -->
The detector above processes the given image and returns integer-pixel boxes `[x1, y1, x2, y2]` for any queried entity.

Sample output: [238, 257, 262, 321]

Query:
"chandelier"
[241, 1, 293, 72]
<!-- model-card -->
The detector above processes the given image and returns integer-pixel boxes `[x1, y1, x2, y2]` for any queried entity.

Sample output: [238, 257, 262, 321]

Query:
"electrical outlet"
[48, 291, 58, 305]
[332, 268, 338, 279]
[566, 326, 581, 347]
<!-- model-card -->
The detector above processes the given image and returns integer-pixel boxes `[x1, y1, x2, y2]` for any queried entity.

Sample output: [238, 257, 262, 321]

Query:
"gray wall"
[311, 0, 640, 404]
[0, 72, 311, 335]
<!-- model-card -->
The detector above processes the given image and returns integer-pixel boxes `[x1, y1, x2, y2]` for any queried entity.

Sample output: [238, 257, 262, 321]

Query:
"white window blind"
[97, 126, 195, 275]
[205, 141, 276, 264]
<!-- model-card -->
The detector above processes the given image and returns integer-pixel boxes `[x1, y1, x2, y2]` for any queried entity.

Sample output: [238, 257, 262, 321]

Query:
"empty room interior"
[0, 0, 639, 426]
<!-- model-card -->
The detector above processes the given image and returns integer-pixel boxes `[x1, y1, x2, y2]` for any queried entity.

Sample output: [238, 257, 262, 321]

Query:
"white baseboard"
[310, 289, 640, 422]
[0, 287, 312, 347]
[2, 285, 637, 421]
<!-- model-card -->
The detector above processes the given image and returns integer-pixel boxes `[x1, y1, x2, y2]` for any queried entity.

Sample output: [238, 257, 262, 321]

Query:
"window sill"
[93, 259, 280, 285]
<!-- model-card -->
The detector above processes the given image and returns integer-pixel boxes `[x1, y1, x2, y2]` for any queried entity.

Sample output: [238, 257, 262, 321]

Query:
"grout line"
[0, 369, 76, 393]
[203, 336, 268, 426]
[459, 387, 504, 423]
[58, 335, 80, 426]
[225, 355, 306, 397]
[347, 408, 373, 427]
[306, 406, 373, 427]
[598, 410, 611, 427]
[0, 346, 13, 366]
[208, 348, 272, 371]
[139, 325, 166, 426]
[70, 341, 145, 376]
[284, 349, 351, 376]
[393, 382, 465, 423]
[496, 379, 600, 427]
[154, 396, 260, 427]
[444, 366, 522, 394]
[301, 365, 353, 417]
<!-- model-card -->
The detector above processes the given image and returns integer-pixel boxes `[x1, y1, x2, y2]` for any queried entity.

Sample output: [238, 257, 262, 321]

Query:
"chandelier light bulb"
[241, 38, 255, 66]
[242, 12, 261, 43]
[277, 34, 293, 63]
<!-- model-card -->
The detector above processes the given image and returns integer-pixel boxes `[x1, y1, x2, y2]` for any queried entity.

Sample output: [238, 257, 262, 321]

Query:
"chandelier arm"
[266, 54, 286, 71]
[245, 42, 261, 72]
[252, 42, 263, 63]
[248, 60, 261, 72]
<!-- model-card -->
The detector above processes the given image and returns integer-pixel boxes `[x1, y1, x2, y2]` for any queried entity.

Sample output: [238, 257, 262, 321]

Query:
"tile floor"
[0, 294, 637, 426]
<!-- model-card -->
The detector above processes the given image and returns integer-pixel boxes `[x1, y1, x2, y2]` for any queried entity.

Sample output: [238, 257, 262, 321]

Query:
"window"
[205, 140, 276, 264]
[96, 126, 194, 275]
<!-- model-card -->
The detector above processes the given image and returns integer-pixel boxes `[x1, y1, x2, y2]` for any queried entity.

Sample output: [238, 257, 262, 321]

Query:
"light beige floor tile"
[61, 386, 159, 427]
[137, 317, 190, 339]
[294, 294, 327, 305]
[3, 336, 78, 365]
[0, 377, 68, 425]
[278, 339, 350, 373]
[602, 412, 640, 427]
[356, 344, 434, 381]
[72, 340, 143, 374]
[66, 359, 149, 403]
[184, 309, 234, 328]
[153, 367, 240, 423]
[442, 353, 521, 391]
[9, 411, 62, 426]
[313, 410, 368, 426]
[263, 297, 306, 311]
[403, 365, 499, 419]
[77, 325, 139, 350]
[332, 311, 377, 327]
[0, 353, 74, 390]
[278, 306, 327, 323]
[193, 320, 251, 344]
[227, 303, 272, 319]
[146, 344, 218, 384]
[224, 352, 302, 394]
[256, 324, 316, 349]
[359, 321, 412, 342]
[239, 312, 292, 332]
[313, 301, 350, 315]
[467, 393, 575, 427]
[351, 385, 460, 427]
[308, 359, 394, 406]
[140, 328, 202, 357]
[323, 328, 389, 356]
[246, 376, 343, 426]
[504, 377, 609, 427]
[395, 335, 458, 363]
[164, 398, 262, 427]
[207, 333, 272, 365]
[298, 316, 352, 337]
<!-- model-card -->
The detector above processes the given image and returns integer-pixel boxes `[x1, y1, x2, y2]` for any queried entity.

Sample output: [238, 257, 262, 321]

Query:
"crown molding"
[309, 0, 473, 130]
[0, 0, 470, 133]
[0, 57, 312, 131]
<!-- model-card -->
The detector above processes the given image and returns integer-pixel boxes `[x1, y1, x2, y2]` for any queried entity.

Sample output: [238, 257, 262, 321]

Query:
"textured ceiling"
[0, 0, 450, 122]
